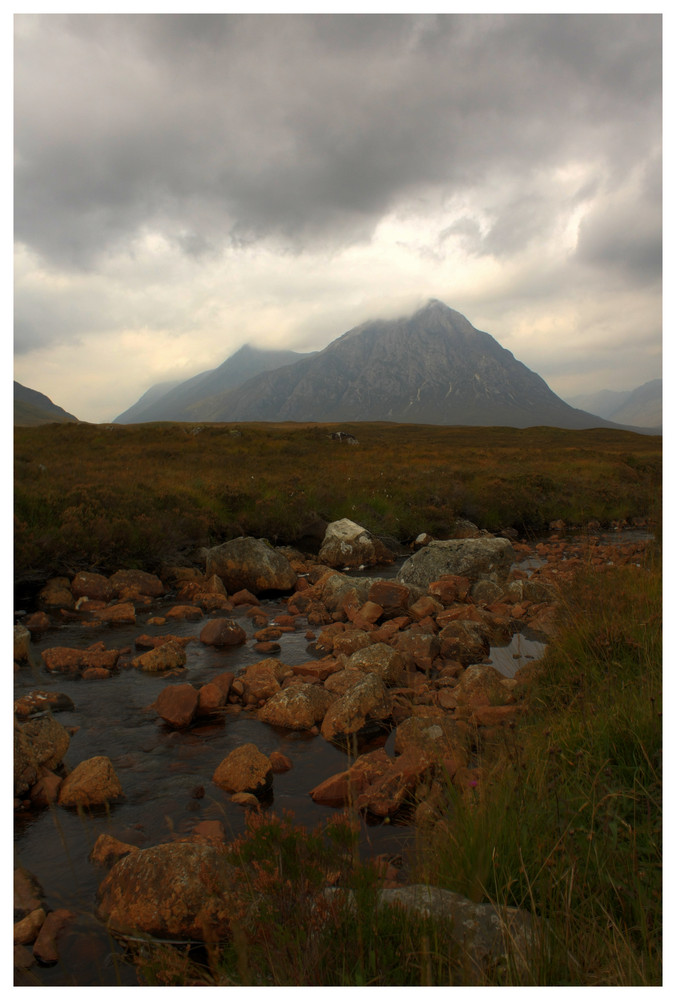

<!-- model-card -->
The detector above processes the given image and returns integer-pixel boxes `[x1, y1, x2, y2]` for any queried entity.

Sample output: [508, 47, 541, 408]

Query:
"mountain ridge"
[14, 381, 79, 426]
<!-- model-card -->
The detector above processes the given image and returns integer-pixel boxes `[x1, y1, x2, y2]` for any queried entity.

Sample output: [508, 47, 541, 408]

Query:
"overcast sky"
[13, 11, 662, 424]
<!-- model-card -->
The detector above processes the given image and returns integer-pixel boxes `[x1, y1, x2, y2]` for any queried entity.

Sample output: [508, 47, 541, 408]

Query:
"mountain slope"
[114, 344, 314, 423]
[14, 381, 79, 426]
[195, 300, 623, 429]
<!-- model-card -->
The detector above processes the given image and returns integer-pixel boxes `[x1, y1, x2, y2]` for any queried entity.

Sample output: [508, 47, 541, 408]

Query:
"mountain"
[114, 344, 314, 423]
[567, 380, 662, 429]
[14, 381, 79, 426]
[177, 300, 633, 429]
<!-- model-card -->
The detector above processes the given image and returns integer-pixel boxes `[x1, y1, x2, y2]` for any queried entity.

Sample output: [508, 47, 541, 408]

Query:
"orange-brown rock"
[165, 604, 203, 621]
[155, 683, 199, 728]
[428, 575, 471, 604]
[197, 682, 226, 714]
[132, 640, 187, 673]
[346, 642, 405, 686]
[89, 833, 139, 869]
[367, 580, 411, 619]
[258, 683, 335, 730]
[213, 743, 272, 796]
[394, 715, 469, 765]
[437, 621, 490, 665]
[59, 756, 124, 808]
[269, 751, 292, 773]
[14, 690, 75, 720]
[109, 569, 165, 599]
[14, 907, 46, 945]
[320, 672, 392, 745]
[333, 629, 373, 657]
[33, 908, 75, 965]
[90, 602, 136, 624]
[30, 771, 63, 807]
[190, 820, 226, 844]
[389, 631, 440, 673]
[453, 664, 513, 709]
[71, 571, 114, 603]
[199, 617, 247, 646]
[96, 841, 234, 941]
[42, 646, 120, 674]
[291, 658, 342, 682]
[38, 578, 74, 610]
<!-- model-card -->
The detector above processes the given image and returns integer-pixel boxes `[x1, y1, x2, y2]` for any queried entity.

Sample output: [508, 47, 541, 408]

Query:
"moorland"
[13, 421, 662, 986]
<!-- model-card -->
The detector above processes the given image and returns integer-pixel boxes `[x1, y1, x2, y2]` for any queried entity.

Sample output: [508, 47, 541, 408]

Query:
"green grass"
[14, 421, 661, 577]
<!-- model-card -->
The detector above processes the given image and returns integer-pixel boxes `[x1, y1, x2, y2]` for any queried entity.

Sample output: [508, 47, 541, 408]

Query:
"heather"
[14, 421, 660, 578]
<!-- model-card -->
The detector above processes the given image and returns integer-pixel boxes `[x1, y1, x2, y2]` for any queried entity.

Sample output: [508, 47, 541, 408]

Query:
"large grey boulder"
[397, 538, 515, 590]
[319, 518, 394, 569]
[205, 536, 297, 595]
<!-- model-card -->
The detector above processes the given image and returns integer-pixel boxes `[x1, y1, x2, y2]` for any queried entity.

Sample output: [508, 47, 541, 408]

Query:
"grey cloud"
[15, 13, 661, 269]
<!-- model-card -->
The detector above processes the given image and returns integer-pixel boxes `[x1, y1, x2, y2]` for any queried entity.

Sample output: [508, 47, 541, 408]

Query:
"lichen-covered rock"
[346, 642, 405, 686]
[132, 640, 187, 673]
[397, 538, 515, 589]
[96, 841, 235, 941]
[71, 571, 114, 603]
[109, 569, 165, 598]
[320, 672, 392, 745]
[212, 743, 272, 797]
[394, 715, 469, 765]
[205, 537, 297, 595]
[319, 518, 394, 569]
[58, 755, 124, 808]
[452, 663, 513, 709]
[19, 714, 71, 773]
[258, 683, 335, 730]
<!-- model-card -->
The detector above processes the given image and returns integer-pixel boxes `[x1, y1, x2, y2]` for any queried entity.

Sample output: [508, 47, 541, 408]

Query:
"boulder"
[42, 646, 120, 674]
[38, 578, 74, 610]
[389, 632, 440, 673]
[58, 756, 124, 808]
[453, 664, 513, 709]
[154, 683, 200, 728]
[394, 715, 469, 765]
[71, 571, 114, 603]
[319, 518, 394, 569]
[109, 569, 165, 599]
[205, 537, 297, 595]
[199, 617, 248, 648]
[367, 580, 411, 619]
[397, 538, 515, 590]
[240, 658, 291, 705]
[258, 684, 335, 730]
[212, 743, 272, 796]
[90, 602, 137, 624]
[437, 621, 491, 665]
[346, 643, 405, 686]
[89, 834, 139, 869]
[19, 714, 71, 772]
[197, 682, 227, 714]
[96, 841, 235, 941]
[320, 672, 392, 745]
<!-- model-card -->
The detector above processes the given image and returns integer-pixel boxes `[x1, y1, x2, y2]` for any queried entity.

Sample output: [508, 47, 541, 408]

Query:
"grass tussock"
[415, 552, 662, 985]
[14, 421, 660, 577]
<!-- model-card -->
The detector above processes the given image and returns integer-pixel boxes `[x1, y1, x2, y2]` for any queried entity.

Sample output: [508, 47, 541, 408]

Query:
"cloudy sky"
[13, 11, 662, 423]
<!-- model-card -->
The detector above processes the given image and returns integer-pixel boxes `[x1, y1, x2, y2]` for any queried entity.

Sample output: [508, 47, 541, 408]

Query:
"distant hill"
[115, 345, 315, 423]
[568, 379, 661, 429]
[14, 381, 79, 426]
[164, 300, 637, 430]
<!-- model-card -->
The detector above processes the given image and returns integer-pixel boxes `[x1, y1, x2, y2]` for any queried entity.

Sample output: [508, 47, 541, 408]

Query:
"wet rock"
[41, 645, 120, 674]
[58, 755, 124, 808]
[14, 690, 75, 720]
[213, 743, 273, 796]
[394, 715, 469, 765]
[269, 751, 292, 773]
[367, 580, 411, 619]
[14, 624, 32, 663]
[90, 602, 137, 624]
[132, 640, 187, 673]
[14, 867, 44, 916]
[320, 672, 392, 745]
[437, 621, 491, 665]
[96, 841, 235, 941]
[199, 616, 249, 648]
[319, 518, 395, 569]
[453, 664, 513, 709]
[205, 536, 297, 595]
[398, 539, 515, 590]
[240, 659, 287, 704]
[32, 908, 75, 965]
[258, 683, 335, 730]
[190, 819, 226, 844]
[18, 714, 71, 774]
[14, 907, 46, 945]
[71, 571, 114, 603]
[197, 681, 226, 714]
[154, 683, 200, 728]
[23, 611, 51, 633]
[346, 642, 405, 686]
[109, 569, 165, 599]
[38, 578, 74, 610]
[30, 771, 63, 807]
[389, 632, 440, 673]
[165, 604, 203, 621]
[89, 834, 139, 869]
